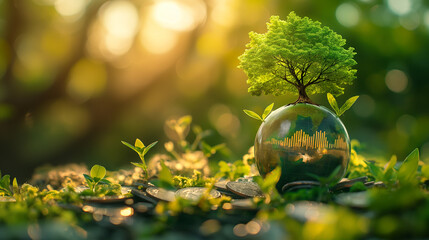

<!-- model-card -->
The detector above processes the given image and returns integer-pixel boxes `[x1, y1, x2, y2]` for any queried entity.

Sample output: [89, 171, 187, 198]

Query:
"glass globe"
[255, 103, 350, 190]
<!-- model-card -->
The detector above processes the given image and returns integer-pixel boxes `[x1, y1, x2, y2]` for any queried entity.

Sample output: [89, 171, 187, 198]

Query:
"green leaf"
[99, 178, 111, 185]
[12, 178, 18, 195]
[158, 161, 174, 189]
[365, 161, 384, 181]
[122, 141, 141, 154]
[261, 166, 281, 190]
[90, 165, 106, 180]
[135, 138, 145, 148]
[142, 141, 158, 156]
[385, 155, 397, 173]
[131, 162, 145, 169]
[327, 93, 340, 115]
[83, 174, 93, 182]
[422, 165, 429, 178]
[398, 148, 419, 184]
[338, 96, 359, 116]
[243, 109, 263, 121]
[262, 103, 274, 120]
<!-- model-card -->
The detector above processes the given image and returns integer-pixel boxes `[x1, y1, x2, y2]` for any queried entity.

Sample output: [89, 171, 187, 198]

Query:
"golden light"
[245, 220, 261, 235]
[139, 21, 178, 54]
[55, 0, 88, 18]
[66, 58, 107, 102]
[120, 207, 134, 217]
[99, 0, 139, 55]
[150, 0, 206, 32]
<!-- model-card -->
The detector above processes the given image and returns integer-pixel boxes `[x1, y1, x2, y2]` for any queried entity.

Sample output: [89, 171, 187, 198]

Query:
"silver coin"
[331, 176, 368, 191]
[175, 187, 221, 202]
[282, 181, 320, 192]
[146, 187, 175, 202]
[214, 179, 229, 191]
[335, 191, 369, 208]
[226, 181, 264, 198]
[131, 188, 158, 205]
[231, 199, 257, 210]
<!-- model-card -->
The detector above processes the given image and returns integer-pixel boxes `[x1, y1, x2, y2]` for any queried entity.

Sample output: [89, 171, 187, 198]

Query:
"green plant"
[0, 171, 13, 197]
[327, 93, 359, 116]
[243, 103, 274, 122]
[83, 165, 111, 194]
[122, 139, 158, 179]
[238, 12, 357, 104]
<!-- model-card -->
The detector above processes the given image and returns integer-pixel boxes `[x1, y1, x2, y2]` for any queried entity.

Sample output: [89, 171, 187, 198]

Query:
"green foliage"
[122, 139, 158, 179]
[239, 12, 357, 102]
[243, 103, 274, 122]
[172, 170, 211, 189]
[0, 171, 12, 197]
[82, 164, 123, 197]
[218, 160, 251, 181]
[327, 93, 359, 116]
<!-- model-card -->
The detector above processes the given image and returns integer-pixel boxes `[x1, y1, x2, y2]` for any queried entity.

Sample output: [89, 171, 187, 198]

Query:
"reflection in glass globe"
[255, 103, 350, 190]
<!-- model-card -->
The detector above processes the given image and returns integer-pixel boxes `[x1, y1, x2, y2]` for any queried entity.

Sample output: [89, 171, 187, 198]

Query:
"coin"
[131, 188, 158, 205]
[281, 181, 320, 192]
[175, 187, 221, 202]
[335, 191, 369, 208]
[286, 201, 332, 222]
[146, 187, 175, 202]
[214, 179, 229, 191]
[226, 181, 264, 198]
[231, 199, 257, 210]
[331, 176, 368, 192]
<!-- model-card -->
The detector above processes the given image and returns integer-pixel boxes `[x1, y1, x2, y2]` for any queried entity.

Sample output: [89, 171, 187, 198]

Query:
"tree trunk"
[293, 86, 314, 104]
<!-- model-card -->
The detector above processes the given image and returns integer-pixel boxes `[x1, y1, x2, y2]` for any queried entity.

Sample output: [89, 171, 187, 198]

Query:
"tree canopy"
[238, 12, 357, 104]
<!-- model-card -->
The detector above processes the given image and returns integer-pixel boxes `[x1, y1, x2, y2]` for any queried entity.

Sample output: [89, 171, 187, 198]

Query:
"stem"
[293, 86, 314, 104]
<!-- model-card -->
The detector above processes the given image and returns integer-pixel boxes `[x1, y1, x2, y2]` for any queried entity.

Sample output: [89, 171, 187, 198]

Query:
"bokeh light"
[336, 3, 360, 27]
[385, 69, 408, 93]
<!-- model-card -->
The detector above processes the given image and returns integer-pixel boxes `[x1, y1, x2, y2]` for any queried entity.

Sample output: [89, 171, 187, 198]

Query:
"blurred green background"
[1, 0, 429, 180]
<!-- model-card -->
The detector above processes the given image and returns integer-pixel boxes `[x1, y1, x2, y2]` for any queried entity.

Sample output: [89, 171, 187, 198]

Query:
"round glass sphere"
[255, 103, 350, 190]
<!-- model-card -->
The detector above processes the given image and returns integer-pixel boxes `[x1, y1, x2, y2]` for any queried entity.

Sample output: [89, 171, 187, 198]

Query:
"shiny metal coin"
[175, 187, 221, 202]
[146, 187, 175, 202]
[334, 191, 369, 208]
[131, 188, 158, 205]
[214, 179, 229, 191]
[226, 182, 264, 198]
[331, 176, 368, 192]
[282, 181, 320, 192]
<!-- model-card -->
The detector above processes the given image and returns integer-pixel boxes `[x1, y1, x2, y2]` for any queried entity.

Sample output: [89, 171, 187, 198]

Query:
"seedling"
[0, 171, 13, 196]
[327, 93, 359, 116]
[243, 103, 274, 122]
[122, 139, 158, 179]
[83, 165, 111, 194]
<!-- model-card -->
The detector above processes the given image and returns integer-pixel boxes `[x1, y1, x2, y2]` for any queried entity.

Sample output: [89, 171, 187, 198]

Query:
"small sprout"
[122, 139, 158, 179]
[327, 93, 359, 116]
[83, 165, 111, 194]
[243, 103, 274, 122]
[0, 171, 13, 196]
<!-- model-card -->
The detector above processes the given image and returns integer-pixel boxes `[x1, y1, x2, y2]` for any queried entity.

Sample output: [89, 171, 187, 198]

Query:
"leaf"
[90, 165, 106, 180]
[99, 178, 111, 185]
[158, 161, 174, 189]
[398, 148, 419, 184]
[142, 141, 158, 156]
[131, 162, 145, 169]
[262, 103, 274, 120]
[83, 174, 93, 182]
[121, 141, 141, 154]
[12, 178, 18, 195]
[365, 161, 384, 181]
[327, 93, 340, 115]
[338, 96, 359, 116]
[385, 155, 397, 173]
[261, 166, 281, 190]
[243, 109, 263, 121]
[135, 138, 145, 149]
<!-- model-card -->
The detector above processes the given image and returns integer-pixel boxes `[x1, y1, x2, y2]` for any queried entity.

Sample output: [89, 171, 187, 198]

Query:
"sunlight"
[385, 69, 408, 93]
[336, 3, 360, 27]
[387, 0, 413, 15]
[151, 0, 206, 31]
[54, 0, 88, 18]
[139, 21, 178, 54]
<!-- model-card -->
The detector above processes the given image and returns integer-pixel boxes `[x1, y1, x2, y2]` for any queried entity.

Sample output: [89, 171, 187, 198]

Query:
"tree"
[238, 12, 357, 104]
